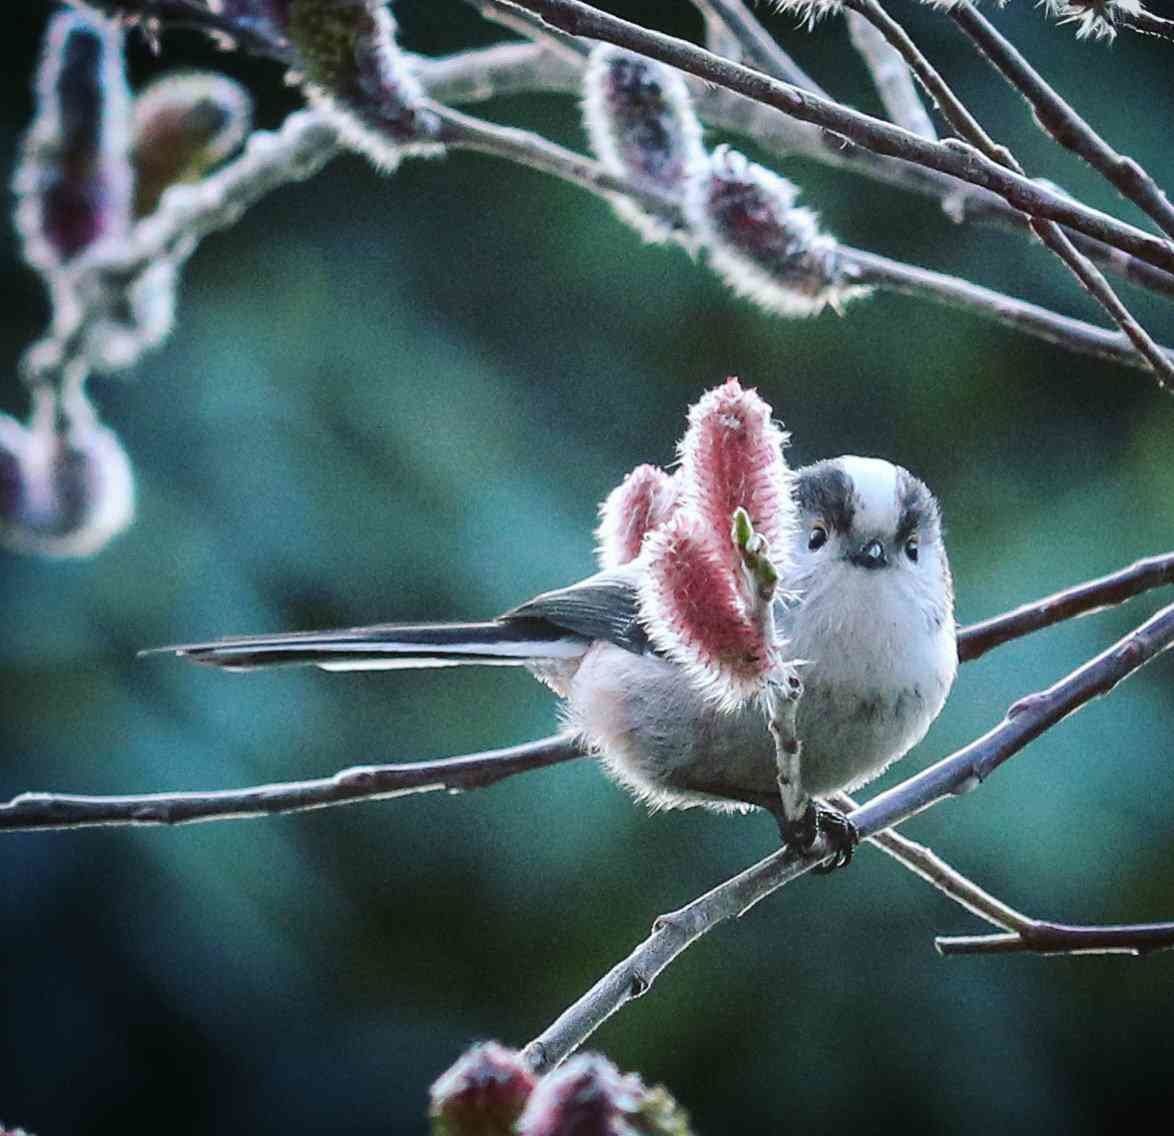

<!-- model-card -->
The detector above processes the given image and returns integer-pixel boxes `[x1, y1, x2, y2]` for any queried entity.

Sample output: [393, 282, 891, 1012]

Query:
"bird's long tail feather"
[146, 618, 591, 672]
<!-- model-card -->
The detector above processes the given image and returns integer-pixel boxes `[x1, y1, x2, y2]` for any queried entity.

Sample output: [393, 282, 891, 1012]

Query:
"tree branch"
[840, 0, 1173, 388]
[503, 0, 1174, 277]
[956, 551, 1174, 663]
[0, 735, 585, 832]
[936, 922, 1174, 957]
[845, 9, 937, 138]
[1116, 5, 1174, 45]
[523, 601, 1174, 1069]
[947, 2, 1174, 240]
[690, 0, 829, 96]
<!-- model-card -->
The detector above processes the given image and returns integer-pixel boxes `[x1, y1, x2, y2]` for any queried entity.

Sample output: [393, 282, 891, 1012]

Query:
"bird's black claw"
[779, 802, 859, 873]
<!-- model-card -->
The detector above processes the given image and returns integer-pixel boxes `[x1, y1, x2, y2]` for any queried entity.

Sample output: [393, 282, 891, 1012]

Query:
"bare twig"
[523, 601, 1174, 1069]
[947, 2, 1174, 240]
[1119, 6, 1174, 43]
[0, 735, 585, 831]
[829, 790, 1174, 959]
[828, 791, 1035, 934]
[465, 0, 590, 62]
[845, 9, 937, 138]
[936, 922, 1174, 957]
[840, 249, 1173, 371]
[504, 0, 1174, 276]
[690, 0, 828, 95]
[841, 0, 1173, 388]
[957, 552, 1174, 663]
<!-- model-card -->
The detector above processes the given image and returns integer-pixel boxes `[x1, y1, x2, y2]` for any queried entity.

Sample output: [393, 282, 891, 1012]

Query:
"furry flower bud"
[685, 146, 868, 317]
[132, 72, 253, 216]
[677, 378, 793, 576]
[286, 0, 440, 170]
[429, 1042, 535, 1136]
[0, 398, 135, 558]
[582, 46, 704, 243]
[1042, 0, 1141, 40]
[14, 10, 133, 271]
[639, 510, 778, 709]
[517, 1054, 692, 1136]
[596, 463, 677, 570]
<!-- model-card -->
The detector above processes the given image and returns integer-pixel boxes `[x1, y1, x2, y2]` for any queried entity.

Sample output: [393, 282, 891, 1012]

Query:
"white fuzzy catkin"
[685, 146, 869, 318]
[582, 45, 704, 243]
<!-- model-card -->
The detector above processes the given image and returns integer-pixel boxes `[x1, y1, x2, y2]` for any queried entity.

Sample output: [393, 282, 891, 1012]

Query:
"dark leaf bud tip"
[286, 0, 440, 170]
[132, 71, 253, 216]
[582, 45, 704, 243]
[685, 146, 869, 317]
[429, 1041, 536, 1136]
[14, 10, 132, 272]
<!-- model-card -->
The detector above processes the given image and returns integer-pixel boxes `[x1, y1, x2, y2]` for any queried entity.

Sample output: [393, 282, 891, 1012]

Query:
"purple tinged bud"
[517, 1054, 693, 1136]
[0, 397, 135, 559]
[582, 46, 704, 243]
[286, 0, 441, 170]
[132, 72, 253, 217]
[685, 146, 869, 318]
[14, 10, 132, 272]
[429, 1041, 536, 1136]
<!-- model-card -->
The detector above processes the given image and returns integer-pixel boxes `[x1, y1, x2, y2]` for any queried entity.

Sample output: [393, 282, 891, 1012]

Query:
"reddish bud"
[677, 378, 793, 575]
[287, 0, 441, 170]
[596, 464, 677, 570]
[517, 1054, 693, 1136]
[15, 10, 132, 272]
[429, 1041, 536, 1136]
[639, 510, 776, 710]
[685, 146, 868, 317]
[582, 46, 704, 243]
[132, 71, 252, 217]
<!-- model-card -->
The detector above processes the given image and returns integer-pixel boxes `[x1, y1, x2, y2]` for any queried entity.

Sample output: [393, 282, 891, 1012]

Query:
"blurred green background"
[2, 2, 1173, 1133]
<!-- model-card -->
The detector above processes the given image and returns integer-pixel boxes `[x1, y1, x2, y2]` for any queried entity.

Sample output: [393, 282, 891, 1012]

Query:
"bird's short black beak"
[850, 539, 888, 569]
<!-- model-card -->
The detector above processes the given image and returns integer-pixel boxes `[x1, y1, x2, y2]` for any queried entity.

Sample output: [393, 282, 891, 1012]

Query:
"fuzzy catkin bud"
[517, 1054, 693, 1136]
[14, 10, 133, 272]
[429, 1042, 535, 1136]
[1042, 0, 1140, 40]
[0, 399, 135, 558]
[132, 72, 253, 217]
[639, 510, 777, 710]
[582, 46, 704, 243]
[685, 146, 868, 318]
[677, 378, 793, 575]
[596, 464, 677, 570]
[286, 0, 440, 170]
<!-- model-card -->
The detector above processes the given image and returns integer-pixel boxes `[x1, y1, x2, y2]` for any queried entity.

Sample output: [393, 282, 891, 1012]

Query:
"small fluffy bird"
[159, 381, 957, 865]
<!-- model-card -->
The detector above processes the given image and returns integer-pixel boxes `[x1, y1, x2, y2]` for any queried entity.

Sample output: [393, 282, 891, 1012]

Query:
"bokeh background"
[3, 2, 1173, 1132]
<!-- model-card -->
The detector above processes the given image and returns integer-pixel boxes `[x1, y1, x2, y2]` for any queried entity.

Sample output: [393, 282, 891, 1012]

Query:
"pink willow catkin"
[596, 380, 798, 708]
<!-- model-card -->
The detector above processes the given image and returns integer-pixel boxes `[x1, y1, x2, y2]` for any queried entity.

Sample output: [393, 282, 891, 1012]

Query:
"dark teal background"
[2, 3, 1173, 1133]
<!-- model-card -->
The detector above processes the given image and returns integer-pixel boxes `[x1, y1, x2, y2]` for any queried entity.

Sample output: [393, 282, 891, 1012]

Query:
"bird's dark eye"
[905, 535, 919, 562]
[808, 525, 828, 552]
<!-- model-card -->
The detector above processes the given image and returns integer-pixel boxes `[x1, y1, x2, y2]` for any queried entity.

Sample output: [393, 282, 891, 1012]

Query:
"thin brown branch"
[948, 2, 1174, 240]
[1117, 6, 1174, 44]
[504, 0, 1174, 276]
[842, 0, 1173, 389]
[936, 922, 1174, 957]
[828, 792, 1034, 934]
[845, 8, 937, 138]
[523, 602, 1174, 1069]
[957, 552, 1174, 662]
[841, 248, 1173, 371]
[0, 735, 585, 832]
[690, 0, 829, 95]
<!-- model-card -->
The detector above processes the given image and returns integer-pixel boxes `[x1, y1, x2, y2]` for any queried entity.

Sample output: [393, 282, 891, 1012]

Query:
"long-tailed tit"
[155, 381, 957, 867]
